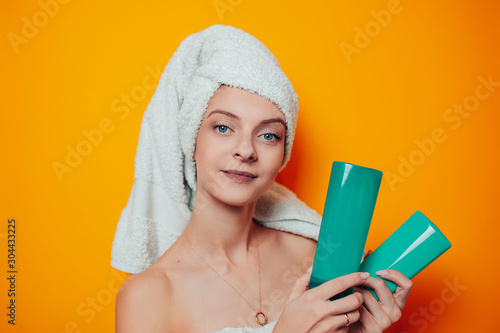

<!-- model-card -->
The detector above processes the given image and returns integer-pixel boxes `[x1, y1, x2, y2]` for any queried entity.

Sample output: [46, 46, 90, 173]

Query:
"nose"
[233, 134, 257, 162]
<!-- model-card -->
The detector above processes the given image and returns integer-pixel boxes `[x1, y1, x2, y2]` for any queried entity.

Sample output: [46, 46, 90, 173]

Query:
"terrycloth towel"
[110, 24, 322, 276]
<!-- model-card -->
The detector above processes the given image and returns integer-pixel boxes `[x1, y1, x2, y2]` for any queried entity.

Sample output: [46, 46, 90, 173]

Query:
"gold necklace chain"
[185, 225, 268, 326]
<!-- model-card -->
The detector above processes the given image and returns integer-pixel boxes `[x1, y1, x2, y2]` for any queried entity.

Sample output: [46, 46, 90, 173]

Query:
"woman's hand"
[349, 269, 413, 333]
[273, 268, 370, 333]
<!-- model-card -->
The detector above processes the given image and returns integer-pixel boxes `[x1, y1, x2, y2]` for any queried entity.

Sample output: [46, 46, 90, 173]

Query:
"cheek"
[194, 134, 226, 170]
[193, 127, 213, 161]
[260, 145, 285, 174]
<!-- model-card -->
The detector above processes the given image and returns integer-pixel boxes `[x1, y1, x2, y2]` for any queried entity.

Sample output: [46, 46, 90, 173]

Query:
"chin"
[215, 183, 270, 207]
[215, 190, 262, 207]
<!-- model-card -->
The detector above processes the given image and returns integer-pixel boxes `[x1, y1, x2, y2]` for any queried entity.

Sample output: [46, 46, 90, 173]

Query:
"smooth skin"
[115, 85, 412, 333]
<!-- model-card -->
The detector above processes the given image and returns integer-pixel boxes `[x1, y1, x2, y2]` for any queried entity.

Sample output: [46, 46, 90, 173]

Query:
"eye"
[214, 124, 231, 134]
[260, 133, 280, 141]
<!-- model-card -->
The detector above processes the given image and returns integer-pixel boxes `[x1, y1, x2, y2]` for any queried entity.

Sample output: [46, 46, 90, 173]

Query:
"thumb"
[287, 266, 313, 303]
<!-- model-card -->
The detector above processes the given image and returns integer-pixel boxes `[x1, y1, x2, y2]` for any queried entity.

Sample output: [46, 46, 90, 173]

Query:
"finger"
[343, 309, 360, 328]
[308, 272, 370, 301]
[360, 276, 397, 306]
[355, 281, 404, 327]
[309, 310, 359, 333]
[357, 304, 383, 332]
[299, 292, 362, 332]
[375, 270, 413, 309]
[287, 266, 313, 302]
[324, 292, 363, 315]
[355, 287, 393, 327]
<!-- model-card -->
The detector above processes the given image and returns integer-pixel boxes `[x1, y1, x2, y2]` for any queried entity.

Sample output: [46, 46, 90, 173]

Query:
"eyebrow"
[207, 109, 286, 127]
[208, 110, 239, 120]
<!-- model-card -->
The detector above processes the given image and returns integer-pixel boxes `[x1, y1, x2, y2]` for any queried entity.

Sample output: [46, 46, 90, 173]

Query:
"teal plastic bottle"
[359, 211, 452, 300]
[309, 161, 383, 299]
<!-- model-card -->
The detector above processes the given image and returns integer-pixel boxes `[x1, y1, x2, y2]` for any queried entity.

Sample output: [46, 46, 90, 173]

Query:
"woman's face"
[193, 85, 286, 207]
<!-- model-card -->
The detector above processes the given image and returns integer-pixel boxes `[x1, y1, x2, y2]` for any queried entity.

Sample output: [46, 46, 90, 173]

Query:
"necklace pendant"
[255, 311, 268, 326]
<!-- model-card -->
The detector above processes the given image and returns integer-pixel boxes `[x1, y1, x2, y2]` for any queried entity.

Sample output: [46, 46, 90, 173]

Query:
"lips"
[222, 170, 257, 183]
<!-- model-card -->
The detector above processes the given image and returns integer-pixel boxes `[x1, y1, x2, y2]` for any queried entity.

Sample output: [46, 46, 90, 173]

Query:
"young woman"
[112, 25, 412, 333]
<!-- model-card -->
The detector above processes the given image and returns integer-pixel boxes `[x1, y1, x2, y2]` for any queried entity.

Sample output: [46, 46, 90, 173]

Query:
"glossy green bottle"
[309, 161, 383, 299]
[359, 211, 452, 300]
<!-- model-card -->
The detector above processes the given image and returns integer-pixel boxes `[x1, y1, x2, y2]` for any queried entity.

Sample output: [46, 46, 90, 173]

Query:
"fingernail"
[307, 265, 313, 272]
[360, 272, 370, 279]
[376, 270, 388, 276]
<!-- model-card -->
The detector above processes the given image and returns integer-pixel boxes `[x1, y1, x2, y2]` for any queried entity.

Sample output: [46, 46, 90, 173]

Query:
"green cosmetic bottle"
[359, 211, 452, 300]
[309, 161, 383, 299]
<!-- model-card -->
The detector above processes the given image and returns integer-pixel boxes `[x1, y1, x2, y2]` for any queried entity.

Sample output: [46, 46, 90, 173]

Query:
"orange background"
[1, 0, 499, 332]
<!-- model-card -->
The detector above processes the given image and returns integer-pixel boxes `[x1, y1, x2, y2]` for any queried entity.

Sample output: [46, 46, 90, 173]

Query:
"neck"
[185, 191, 259, 266]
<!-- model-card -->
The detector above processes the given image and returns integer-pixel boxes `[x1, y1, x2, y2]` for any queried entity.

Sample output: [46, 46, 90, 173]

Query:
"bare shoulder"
[277, 228, 317, 253]
[263, 226, 317, 264]
[115, 268, 180, 333]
